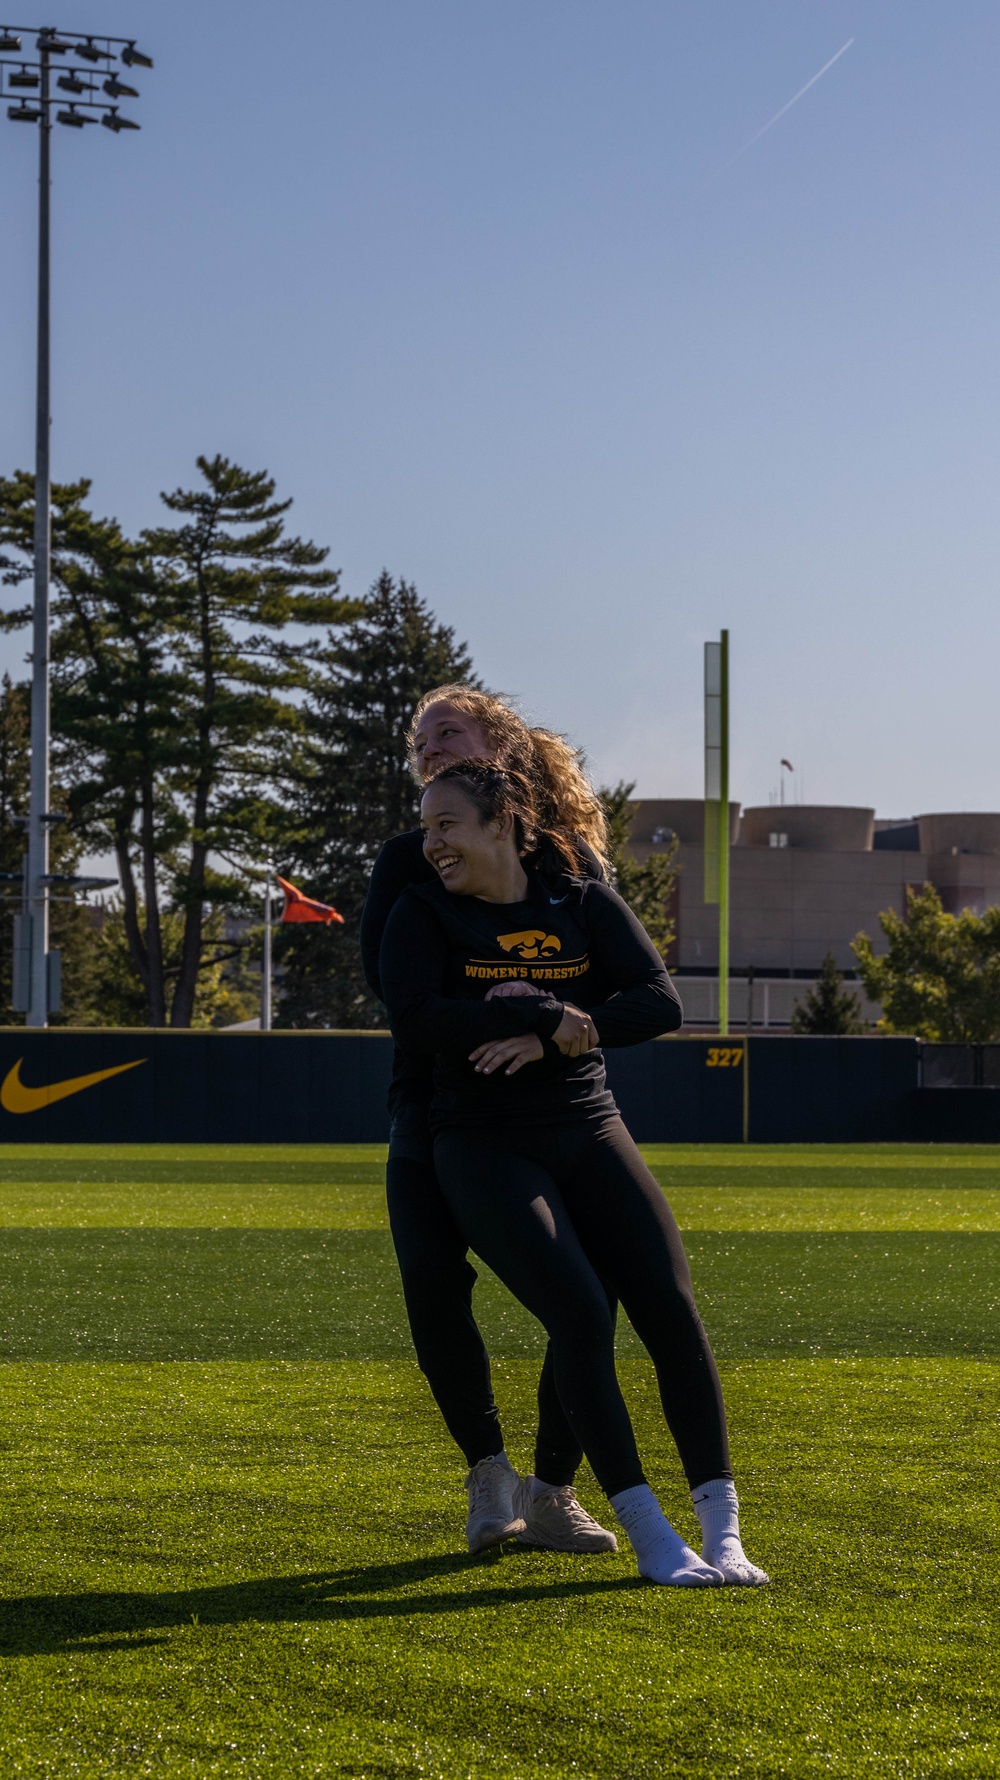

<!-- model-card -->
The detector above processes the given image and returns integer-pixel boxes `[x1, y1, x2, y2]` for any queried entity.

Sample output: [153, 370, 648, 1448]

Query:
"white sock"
[610, 1484, 723, 1587]
[691, 1478, 769, 1587]
[488, 1451, 515, 1473]
[529, 1475, 566, 1500]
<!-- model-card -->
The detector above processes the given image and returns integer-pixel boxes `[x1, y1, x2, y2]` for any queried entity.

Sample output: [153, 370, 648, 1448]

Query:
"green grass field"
[0, 1143, 998, 1778]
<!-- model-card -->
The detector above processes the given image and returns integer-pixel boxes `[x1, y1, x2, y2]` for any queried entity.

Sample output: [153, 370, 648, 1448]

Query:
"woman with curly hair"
[360, 685, 618, 1556]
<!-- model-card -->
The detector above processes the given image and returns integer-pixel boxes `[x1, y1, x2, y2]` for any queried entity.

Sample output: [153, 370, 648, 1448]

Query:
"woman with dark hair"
[361, 686, 619, 1556]
[378, 760, 769, 1588]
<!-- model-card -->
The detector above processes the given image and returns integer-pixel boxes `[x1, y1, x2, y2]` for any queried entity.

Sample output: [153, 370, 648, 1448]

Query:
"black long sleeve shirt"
[379, 869, 683, 1129]
[360, 827, 605, 1117]
[360, 828, 604, 1002]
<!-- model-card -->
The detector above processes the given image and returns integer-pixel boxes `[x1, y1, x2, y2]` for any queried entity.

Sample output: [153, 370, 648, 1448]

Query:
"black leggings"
[433, 1113, 731, 1500]
[386, 1130, 591, 1482]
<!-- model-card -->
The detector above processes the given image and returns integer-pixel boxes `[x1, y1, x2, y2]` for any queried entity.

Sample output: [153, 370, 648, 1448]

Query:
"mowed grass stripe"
[658, 1186, 1000, 1229]
[5, 1141, 1000, 1166]
[0, 1227, 997, 1360]
[0, 1145, 385, 1165]
[2, 1143, 1000, 1228]
[644, 1144, 1000, 1169]
[4, 1182, 1000, 1229]
[0, 1178, 389, 1230]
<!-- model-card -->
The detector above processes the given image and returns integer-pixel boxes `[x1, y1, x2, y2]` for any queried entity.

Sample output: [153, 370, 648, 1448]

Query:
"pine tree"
[56, 490, 184, 1024]
[1, 460, 358, 1026]
[600, 782, 679, 961]
[278, 572, 475, 1027]
[1, 472, 189, 1023]
[144, 455, 358, 1026]
[792, 951, 866, 1034]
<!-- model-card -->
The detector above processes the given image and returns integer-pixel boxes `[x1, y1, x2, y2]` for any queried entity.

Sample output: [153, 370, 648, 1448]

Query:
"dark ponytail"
[426, 760, 578, 876]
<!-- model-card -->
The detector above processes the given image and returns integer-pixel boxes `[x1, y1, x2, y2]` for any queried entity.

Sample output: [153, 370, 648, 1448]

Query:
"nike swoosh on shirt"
[0, 1056, 147, 1115]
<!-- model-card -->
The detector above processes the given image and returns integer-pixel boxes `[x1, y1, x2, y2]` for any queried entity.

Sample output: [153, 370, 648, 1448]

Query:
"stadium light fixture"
[103, 73, 137, 98]
[1, 18, 151, 1026]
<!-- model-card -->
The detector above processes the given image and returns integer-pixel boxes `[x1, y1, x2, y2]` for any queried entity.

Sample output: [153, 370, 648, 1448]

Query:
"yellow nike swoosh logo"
[0, 1056, 147, 1115]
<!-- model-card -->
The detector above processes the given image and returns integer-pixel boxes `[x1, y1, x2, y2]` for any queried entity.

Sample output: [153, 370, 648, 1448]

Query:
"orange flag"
[276, 876, 345, 926]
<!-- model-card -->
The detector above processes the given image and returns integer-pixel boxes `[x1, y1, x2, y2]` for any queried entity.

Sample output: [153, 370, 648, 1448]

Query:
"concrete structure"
[741, 805, 874, 853]
[627, 799, 1000, 1028]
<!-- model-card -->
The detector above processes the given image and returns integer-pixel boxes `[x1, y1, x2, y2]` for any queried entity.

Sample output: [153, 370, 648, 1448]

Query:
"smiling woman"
[410, 700, 492, 779]
[420, 763, 574, 902]
[421, 777, 519, 898]
[407, 687, 608, 874]
[380, 761, 769, 1589]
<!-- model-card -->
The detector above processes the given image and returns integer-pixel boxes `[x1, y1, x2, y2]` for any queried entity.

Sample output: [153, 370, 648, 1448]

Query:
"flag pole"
[262, 859, 274, 1032]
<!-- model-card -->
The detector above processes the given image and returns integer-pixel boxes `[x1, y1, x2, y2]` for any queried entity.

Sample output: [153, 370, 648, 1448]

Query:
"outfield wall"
[0, 1027, 965, 1144]
[606, 1035, 919, 1144]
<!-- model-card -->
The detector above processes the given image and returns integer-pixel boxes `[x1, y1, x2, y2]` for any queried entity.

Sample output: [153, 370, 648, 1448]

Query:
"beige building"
[627, 801, 1000, 1028]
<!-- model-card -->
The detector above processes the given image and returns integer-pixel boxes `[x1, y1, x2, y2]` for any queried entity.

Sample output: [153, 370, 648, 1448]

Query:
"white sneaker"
[515, 1479, 619, 1553]
[464, 1457, 525, 1554]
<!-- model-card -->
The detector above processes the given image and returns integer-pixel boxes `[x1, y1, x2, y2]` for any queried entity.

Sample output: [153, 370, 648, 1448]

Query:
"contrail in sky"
[710, 38, 855, 180]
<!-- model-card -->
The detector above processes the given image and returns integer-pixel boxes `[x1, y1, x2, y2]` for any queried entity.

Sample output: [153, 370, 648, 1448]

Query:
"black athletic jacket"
[379, 868, 683, 1128]
[360, 828, 604, 1118]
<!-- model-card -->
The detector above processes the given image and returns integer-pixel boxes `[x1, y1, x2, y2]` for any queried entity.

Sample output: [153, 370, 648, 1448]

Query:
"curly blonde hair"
[408, 683, 609, 875]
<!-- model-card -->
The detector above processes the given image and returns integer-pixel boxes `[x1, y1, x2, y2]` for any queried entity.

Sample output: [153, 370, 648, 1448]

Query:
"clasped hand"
[468, 981, 599, 1076]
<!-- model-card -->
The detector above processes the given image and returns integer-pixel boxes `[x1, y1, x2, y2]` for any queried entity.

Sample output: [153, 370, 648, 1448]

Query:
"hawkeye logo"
[466, 929, 589, 984]
[0, 1056, 147, 1115]
[496, 930, 562, 959]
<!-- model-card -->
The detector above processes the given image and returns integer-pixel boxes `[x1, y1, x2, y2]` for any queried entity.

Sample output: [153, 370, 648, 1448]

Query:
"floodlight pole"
[1, 21, 151, 1025]
[25, 36, 51, 1027]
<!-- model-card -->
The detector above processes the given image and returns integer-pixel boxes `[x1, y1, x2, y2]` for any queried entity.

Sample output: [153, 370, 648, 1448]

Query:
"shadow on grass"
[1, 1549, 643, 1657]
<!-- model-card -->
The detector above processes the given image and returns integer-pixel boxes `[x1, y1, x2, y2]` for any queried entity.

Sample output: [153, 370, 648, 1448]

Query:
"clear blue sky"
[1, 1, 997, 817]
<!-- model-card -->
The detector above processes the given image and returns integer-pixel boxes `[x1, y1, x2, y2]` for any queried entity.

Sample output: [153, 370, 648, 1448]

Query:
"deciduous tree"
[853, 885, 1000, 1041]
